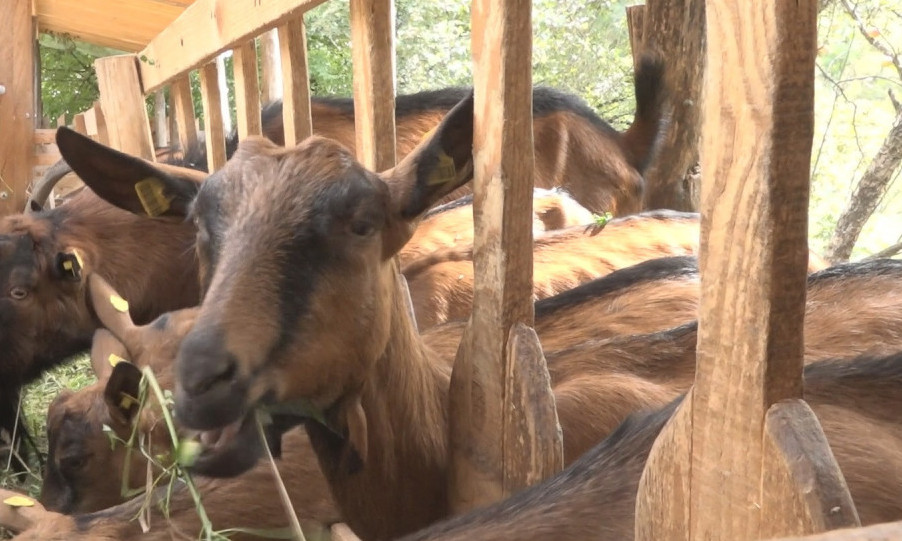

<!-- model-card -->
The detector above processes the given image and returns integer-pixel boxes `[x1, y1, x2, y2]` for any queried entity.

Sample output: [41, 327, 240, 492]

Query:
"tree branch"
[839, 0, 902, 80]
[825, 107, 902, 262]
[863, 239, 902, 261]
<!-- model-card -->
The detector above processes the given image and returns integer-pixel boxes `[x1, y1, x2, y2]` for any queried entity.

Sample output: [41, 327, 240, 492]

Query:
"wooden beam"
[138, 0, 330, 93]
[259, 29, 283, 104]
[626, 5, 645, 67]
[771, 521, 902, 541]
[199, 62, 227, 172]
[72, 113, 88, 135]
[94, 55, 154, 160]
[0, 0, 35, 216]
[232, 40, 262, 140]
[278, 16, 313, 147]
[34, 0, 188, 52]
[91, 101, 109, 145]
[170, 75, 198, 153]
[349, 0, 396, 171]
[634, 2, 857, 539]
[448, 0, 562, 514]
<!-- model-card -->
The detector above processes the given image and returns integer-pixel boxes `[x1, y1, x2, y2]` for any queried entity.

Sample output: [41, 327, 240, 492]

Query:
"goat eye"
[61, 454, 87, 471]
[350, 221, 375, 237]
[9, 286, 28, 300]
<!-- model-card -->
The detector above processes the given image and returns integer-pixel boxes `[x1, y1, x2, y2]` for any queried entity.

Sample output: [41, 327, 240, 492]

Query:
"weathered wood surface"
[349, 0, 396, 171]
[634, 1, 857, 539]
[233, 40, 263, 140]
[170, 75, 198, 154]
[447, 0, 562, 514]
[198, 62, 227, 172]
[771, 521, 902, 541]
[0, 0, 35, 216]
[640, 0, 706, 211]
[626, 5, 645, 67]
[279, 16, 314, 147]
[138, 0, 329, 92]
[94, 55, 155, 160]
[153, 90, 169, 147]
[260, 29, 283, 103]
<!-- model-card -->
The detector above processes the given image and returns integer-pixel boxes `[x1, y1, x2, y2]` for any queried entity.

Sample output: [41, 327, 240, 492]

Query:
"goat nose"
[176, 325, 236, 396]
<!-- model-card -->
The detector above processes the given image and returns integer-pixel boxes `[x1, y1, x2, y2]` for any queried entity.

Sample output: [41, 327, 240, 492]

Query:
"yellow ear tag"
[110, 294, 129, 313]
[3, 495, 35, 507]
[135, 177, 172, 217]
[118, 393, 138, 411]
[427, 151, 457, 186]
[72, 248, 84, 269]
[108, 353, 126, 367]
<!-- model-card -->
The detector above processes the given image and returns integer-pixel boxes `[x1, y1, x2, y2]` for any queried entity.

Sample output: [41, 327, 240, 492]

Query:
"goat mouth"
[187, 407, 308, 478]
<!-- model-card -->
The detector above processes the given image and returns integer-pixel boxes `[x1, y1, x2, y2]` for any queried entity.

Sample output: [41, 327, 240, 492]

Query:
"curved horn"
[26, 158, 74, 213]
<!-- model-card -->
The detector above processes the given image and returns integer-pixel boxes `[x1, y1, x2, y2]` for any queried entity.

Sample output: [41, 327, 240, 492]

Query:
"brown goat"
[61, 92, 902, 540]
[401, 187, 595, 268]
[3, 67, 664, 466]
[45, 257, 700, 516]
[398, 352, 902, 541]
[37, 274, 340, 537]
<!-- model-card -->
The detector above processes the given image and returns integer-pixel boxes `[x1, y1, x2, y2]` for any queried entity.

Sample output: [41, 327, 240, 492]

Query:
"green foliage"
[38, 34, 116, 125]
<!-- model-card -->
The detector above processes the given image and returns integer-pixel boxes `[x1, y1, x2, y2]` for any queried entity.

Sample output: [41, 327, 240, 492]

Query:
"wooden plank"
[34, 153, 63, 167]
[771, 521, 902, 541]
[170, 75, 198, 153]
[94, 55, 155, 160]
[34, 0, 187, 52]
[92, 101, 109, 145]
[634, 2, 850, 540]
[138, 0, 330, 93]
[232, 40, 262, 139]
[56, 114, 66, 128]
[259, 29, 283, 104]
[72, 113, 88, 135]
[448, 0, 561, 514]
[198, 62, 227, 172]
[278, 16, 313, 147]
[0, 0, 35, 216]
[82, 106, 99, 137]
[349, 0, 396, 171]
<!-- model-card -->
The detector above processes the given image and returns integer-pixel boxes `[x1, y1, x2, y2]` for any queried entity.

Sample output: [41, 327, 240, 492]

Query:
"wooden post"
[0, 0, 35, 216]
[626, 5, 645, 67]
[233, 40, 262, 139]
[154, 90, 170, 148]
[199, 62, 227, 172]
[170, 75, 198, 154]
[639, 0, 706, 211]
[447, 0, 562, 513]
[770, 521, 902, 541]
[634, 2, 859, 539]
[260, 29, 283, 104]
[278, 16, 313, 147]
[215, 54, 232, 135]
[94, 55, 155, 160]
[349, 0, 396, 171]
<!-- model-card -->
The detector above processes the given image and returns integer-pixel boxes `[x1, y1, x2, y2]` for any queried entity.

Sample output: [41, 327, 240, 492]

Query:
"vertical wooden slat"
[94, 55, 154, 160]
[447, 0, 562, 514]
[153, 90, 169, 147]
[232, 40, 262, 139]
[278, 16, 313, 147]
[199, 62, 227, 172]
[349, 0, 396, 171]
[72, 113, 88, 135]
[56, 114, 66, 128]
[0, 0, 35, 215]
[259, 29, 283, 104]
[634, 2, 858, 539]
[170, 75, 198, 154]
[92, 101, 109, 145]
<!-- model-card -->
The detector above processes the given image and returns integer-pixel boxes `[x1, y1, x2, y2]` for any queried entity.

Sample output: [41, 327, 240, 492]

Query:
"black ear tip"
[56, 126, 85, 148]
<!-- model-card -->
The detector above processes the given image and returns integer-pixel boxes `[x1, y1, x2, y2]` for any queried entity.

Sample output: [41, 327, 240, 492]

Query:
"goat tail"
[620, 52, 668, 175]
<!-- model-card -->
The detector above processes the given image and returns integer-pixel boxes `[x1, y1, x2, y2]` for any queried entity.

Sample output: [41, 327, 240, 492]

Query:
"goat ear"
[53, 249, 84, 282]
[103, 361, 143, 426]
[0, 488, 55, 533]
[380, 93, 475, 255]
[28, 200, 43, 213]
[56, 127, 199, 218]
[86, 274, 138, 342]
[90, 328, 130, 382]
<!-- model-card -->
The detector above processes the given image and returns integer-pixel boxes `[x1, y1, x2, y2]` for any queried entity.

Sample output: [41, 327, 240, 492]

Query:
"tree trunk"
[824, 108, 902, 262]
[639, 0, 706, 212]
